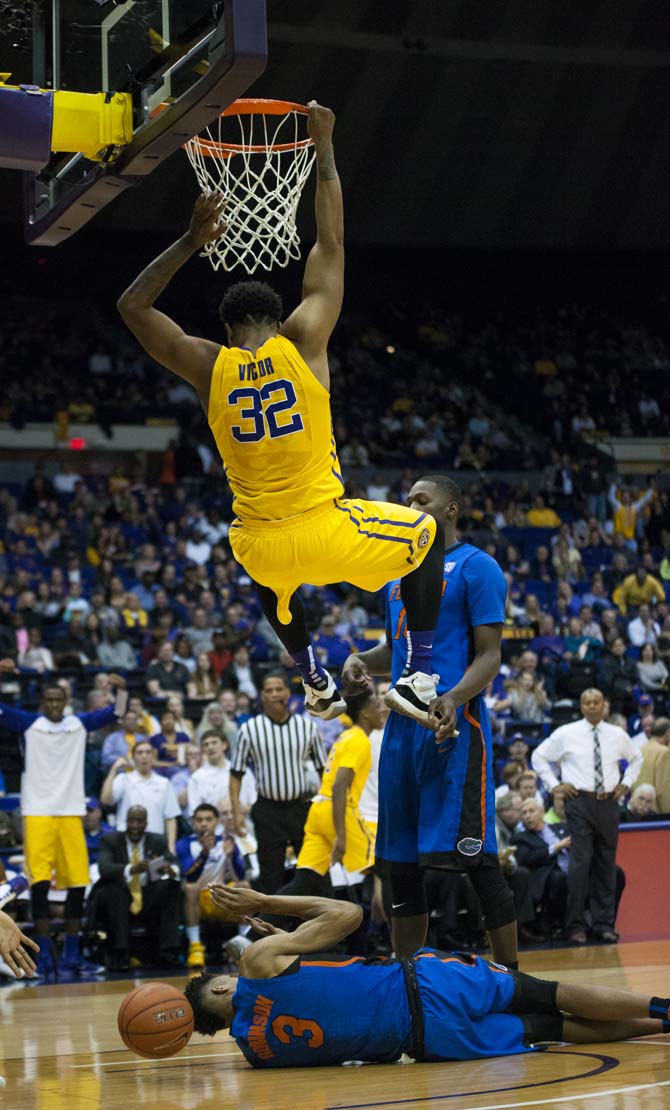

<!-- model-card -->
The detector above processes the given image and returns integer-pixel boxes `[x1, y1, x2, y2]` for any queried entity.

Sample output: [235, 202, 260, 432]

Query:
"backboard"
[23, 0, 267, 245]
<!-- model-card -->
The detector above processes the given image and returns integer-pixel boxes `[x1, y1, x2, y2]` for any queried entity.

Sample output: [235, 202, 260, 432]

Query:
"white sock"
[186, 926, 201, 944]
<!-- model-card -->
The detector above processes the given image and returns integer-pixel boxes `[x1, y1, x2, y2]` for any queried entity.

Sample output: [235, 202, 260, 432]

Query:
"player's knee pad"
[64, 886, 85, 919]
[468, 865, 516, 930]
[389, 869, 427, 918]
[31, 880, 50, 921]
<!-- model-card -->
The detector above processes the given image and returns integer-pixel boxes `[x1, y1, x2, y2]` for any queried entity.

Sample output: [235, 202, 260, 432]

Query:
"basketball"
[117, 982, 194, 1059]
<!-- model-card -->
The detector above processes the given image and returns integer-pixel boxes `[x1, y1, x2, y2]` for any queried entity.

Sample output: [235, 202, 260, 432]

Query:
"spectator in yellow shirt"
[527, 495, 561, 528]
[613, 566, 666, 615]
[608, 482, 655, 547]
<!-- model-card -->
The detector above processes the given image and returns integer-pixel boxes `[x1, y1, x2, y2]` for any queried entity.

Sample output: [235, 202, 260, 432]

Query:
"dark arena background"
[1, 2, 670, 1107]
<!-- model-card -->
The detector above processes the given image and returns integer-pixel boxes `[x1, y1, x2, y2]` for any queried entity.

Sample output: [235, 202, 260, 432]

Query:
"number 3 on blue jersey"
[227, 379, 305, 443]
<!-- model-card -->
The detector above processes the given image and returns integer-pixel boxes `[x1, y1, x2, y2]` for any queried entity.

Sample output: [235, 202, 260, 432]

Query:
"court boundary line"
[442, 1080, 670, 1110]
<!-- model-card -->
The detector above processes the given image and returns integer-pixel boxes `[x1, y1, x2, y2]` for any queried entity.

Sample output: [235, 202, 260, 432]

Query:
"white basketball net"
[185, 105, 316, 274]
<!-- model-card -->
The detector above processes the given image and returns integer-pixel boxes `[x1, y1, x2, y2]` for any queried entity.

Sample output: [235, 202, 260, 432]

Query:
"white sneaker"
[224, 934, 252, 967]
[384, 672, 440, 726]
[304, 671, 347, 720]
[0, 874, 28, 910]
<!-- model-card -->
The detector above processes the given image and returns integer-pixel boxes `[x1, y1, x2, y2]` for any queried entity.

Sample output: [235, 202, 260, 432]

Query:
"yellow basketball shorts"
[23, 815, 90, 889]
[296, 799, 373, 876]
[229, 498, 436, 624]
[197, 886, 239, 921]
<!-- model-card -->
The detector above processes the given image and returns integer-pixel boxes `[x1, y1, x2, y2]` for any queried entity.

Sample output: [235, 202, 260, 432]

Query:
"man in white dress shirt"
[532, 688, 642, 945]
[100, 740, 181, 852]
[187, 732, 257, 818]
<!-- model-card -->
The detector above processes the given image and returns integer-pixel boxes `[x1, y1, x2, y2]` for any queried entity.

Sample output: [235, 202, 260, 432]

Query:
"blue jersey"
[386, 543, 506, 695]
[378, 544, 506, 868]
[231, 951, 531, 1068]
[231, 955, 411, 1067]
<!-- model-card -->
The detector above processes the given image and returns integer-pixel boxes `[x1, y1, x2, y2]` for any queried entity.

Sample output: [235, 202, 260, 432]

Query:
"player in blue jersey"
[342, 475, 518, 965]
[182, 885, 670, 1068]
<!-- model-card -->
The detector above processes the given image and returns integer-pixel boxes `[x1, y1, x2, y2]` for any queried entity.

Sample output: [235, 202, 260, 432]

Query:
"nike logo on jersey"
[391, 902, 406, 910]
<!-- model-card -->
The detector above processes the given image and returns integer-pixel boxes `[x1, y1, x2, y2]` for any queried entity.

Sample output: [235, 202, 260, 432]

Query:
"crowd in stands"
[2, 295, 670, 473]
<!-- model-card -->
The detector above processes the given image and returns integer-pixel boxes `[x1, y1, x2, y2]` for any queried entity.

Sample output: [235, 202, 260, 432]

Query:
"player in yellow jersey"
[117, 102, 444, 726]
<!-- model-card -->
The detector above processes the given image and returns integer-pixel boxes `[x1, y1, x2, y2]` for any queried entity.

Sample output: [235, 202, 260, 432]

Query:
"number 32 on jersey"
[227, 378, 304, 443]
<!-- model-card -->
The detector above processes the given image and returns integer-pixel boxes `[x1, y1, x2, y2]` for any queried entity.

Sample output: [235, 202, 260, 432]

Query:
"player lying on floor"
[182, 885, 670, 1068]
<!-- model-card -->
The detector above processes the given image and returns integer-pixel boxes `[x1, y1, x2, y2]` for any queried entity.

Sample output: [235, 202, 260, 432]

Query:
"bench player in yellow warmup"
[118, 102, 444, 725]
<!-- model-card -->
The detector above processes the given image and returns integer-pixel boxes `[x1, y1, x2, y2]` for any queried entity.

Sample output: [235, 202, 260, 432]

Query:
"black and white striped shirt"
[231, 713, 327, 801]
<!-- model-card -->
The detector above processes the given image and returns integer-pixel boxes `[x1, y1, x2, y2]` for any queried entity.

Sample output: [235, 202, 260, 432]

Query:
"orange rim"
[187, 98, 313, 159]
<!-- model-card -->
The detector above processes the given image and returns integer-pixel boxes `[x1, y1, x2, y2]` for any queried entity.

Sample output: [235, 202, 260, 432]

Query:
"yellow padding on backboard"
[51, 90, 132, 160]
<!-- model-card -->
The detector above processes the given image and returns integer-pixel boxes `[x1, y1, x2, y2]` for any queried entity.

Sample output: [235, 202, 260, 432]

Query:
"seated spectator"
[185, 527, 212, 567]
[187, 731, 257, 818]
[552, 537, 584, 584]
[18, 627, 54, 673]
[507, 734, 531, 771]
[577, 604, 604, 643]
[596, 637, 638, 715]
[511, 798, 570, 936]
[311, 613, 354, 670]
[580, 573, 613, 615]
[100, 740, 181, 851]
[170, 743, 203, 815]
[63, 581, 91, 622]
[101, 708, 144, 772]
[165, 693, 195, 739]
[220, 645, 259, 700]
[495, 760, 525, 800]
[177, 802, 247, 970]
[564, 617, 602, 664]
[600, 608, 623, 648]
[507, 673, 550, 723]
[494, 791, 523, 850]
[52, 611, 94, 668]
[146, 640, 190, 698]
[516, 593, 542, 631]
[614, 565, 665, 615]
[121, 592, 149, 640]
[97, 625, 137, 671]
[208, 630, 234, 681]
[529, 614, 566, 665]
[150, 709, 191, 769]
[544, 789, 567, 825]
[636, 643, 668, 695]
[173, 633, 197, 675]
[530, 545, 554, 582]
[633, 718, 670, 811]
[517, 769, 546, 808]
[194, 701, 237, 745]
[631, 708, 655, 748]
[89, 804, 181, 971]
[185, 606, 215, 654]
[128, 695, 160, 739]
[83, 797, 114, 863]
[527, 495, 561, 528]
[187, 651, 220, 701]
[627, 603, 660, 648]
[621, 783, 658, 821]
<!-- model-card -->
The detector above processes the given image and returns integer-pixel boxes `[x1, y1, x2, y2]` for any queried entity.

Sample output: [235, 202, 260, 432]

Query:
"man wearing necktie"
[532, 688, 642, 945]
[90, 805, 181, 971]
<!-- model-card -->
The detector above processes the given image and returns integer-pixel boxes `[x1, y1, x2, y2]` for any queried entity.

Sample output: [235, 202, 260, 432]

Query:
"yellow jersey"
[318, 725, 371, 810]
[208, 334, 344, 521]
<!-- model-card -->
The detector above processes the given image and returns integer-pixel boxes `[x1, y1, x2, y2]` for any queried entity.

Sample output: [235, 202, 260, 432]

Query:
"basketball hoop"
[185, 99, 316, 274]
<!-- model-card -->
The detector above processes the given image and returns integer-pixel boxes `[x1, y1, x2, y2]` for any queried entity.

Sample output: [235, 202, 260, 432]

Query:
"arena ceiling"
[1, 0, 670, 248]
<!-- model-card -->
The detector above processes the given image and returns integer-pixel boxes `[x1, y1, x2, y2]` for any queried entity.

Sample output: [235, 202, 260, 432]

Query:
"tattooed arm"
[116, 194, 225, 408]
[282, 101, 344, 387]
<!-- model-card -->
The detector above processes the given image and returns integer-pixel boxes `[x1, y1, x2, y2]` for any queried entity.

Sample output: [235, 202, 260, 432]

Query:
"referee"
[230, 671, 327, 893]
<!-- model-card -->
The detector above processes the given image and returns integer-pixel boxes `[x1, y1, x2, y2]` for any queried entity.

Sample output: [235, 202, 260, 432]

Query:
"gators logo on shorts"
[457, 837, 483, 856]
[418, 528, 431, 548]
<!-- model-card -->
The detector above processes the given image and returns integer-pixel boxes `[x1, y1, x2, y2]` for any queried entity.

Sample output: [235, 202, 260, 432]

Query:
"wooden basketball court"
[2, 941, 670, 1109]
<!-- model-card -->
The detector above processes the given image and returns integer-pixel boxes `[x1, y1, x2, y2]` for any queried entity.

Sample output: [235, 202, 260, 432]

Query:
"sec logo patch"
[418, 528, 431, 548]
